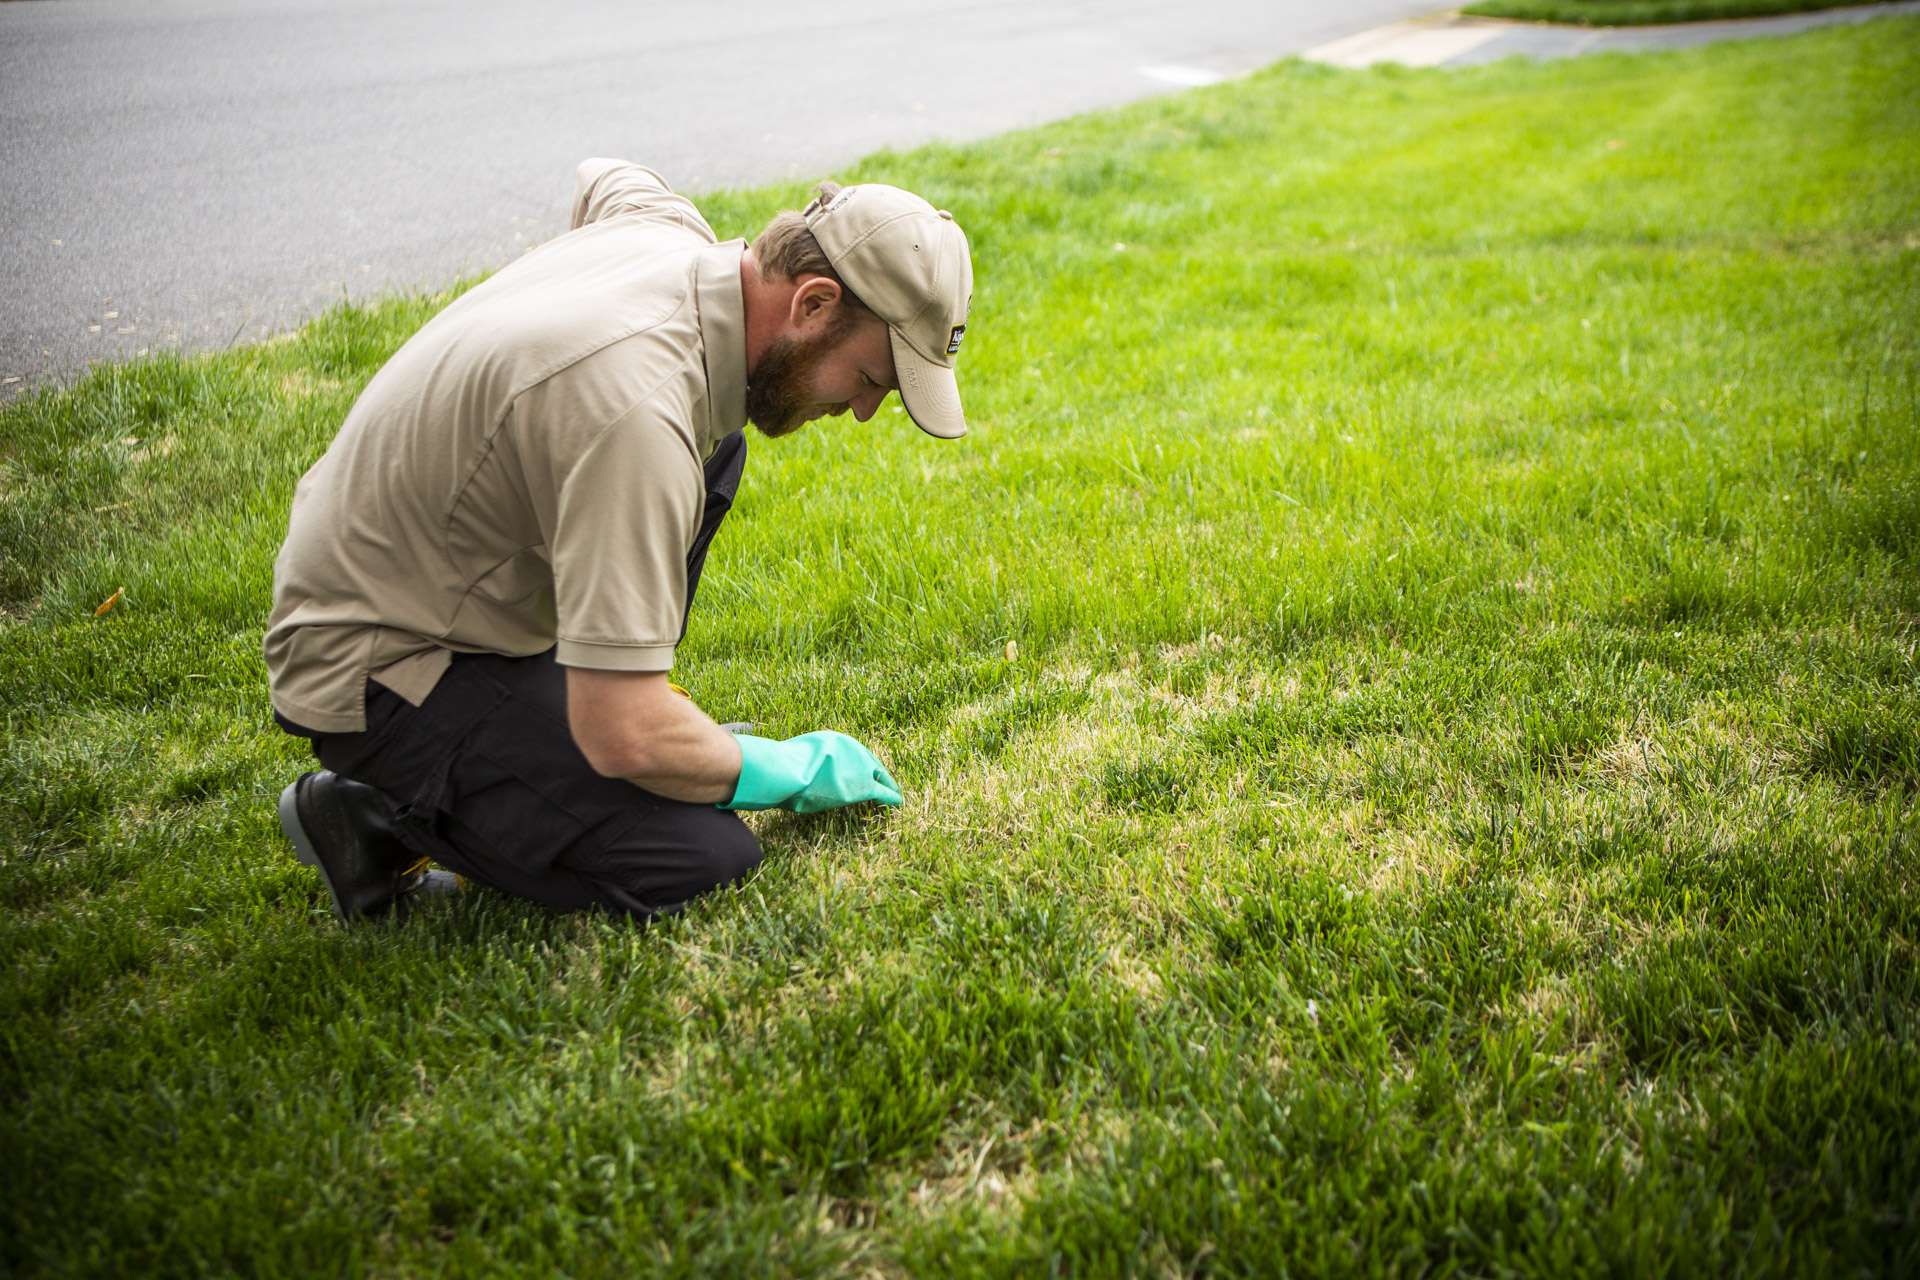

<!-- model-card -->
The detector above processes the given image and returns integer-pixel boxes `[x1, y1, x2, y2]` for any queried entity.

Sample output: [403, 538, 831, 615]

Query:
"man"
[265, 159, 974, 922]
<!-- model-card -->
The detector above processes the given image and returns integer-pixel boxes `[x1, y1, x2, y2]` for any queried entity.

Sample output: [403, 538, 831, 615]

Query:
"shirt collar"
[693, 239, 748, 453]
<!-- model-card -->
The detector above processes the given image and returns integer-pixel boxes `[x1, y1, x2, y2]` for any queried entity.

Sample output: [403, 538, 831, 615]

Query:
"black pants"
[288, 430, 761, 919]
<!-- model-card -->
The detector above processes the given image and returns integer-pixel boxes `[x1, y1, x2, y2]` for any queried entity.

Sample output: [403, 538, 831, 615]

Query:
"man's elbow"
[571, 722, 652, 780]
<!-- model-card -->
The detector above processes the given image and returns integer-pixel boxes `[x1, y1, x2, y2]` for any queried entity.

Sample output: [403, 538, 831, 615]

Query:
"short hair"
[750, 181, 875, 317]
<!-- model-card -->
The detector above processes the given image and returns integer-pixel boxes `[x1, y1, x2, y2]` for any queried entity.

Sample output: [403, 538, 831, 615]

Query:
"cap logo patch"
[947, 324, 967, 355]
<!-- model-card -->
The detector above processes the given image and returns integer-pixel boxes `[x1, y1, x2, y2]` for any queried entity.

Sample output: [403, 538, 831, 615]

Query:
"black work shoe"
[278, 771, 428, 921]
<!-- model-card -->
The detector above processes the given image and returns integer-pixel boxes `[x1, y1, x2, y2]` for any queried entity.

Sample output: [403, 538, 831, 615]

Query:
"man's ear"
[788, 275, 843, 335]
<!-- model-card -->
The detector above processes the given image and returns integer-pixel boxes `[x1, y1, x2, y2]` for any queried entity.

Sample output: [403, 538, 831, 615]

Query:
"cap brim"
[891, 327, 967, 440]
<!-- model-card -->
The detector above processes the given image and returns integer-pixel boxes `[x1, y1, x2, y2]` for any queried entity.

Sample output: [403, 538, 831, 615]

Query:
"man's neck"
[739, 248, 796, 380]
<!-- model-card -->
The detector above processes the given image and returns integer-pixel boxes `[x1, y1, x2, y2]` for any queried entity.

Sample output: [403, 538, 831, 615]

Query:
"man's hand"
[722, 732, 903, 814]
[565, 668, 742, 803]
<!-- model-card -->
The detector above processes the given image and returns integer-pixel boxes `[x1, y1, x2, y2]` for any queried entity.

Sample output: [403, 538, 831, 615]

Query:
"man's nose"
[852, 388, 887, 422]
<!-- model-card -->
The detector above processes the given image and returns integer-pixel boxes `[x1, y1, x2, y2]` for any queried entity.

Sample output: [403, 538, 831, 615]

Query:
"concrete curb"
[1303, 0, 1920, 67]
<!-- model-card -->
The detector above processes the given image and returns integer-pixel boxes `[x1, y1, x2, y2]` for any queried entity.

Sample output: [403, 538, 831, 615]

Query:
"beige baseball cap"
[804, 183, 973, 440]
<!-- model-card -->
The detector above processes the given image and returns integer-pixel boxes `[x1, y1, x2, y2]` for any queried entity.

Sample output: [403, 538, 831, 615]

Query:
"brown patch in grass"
[1359, 827, 1463, 895]
[125, 434, 176, 462]
[1590, 720, 1668, 783]
[1100, 939, 1167, 1002]
[898, 1121, 1050, 1220]
[275, 368, 347, 399]
[1156, 632, 1237, 664]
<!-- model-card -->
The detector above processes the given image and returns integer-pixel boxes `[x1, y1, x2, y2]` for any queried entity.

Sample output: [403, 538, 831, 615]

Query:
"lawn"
[1461, 0, 1901, 26]
[4, 18, 1918, 1278]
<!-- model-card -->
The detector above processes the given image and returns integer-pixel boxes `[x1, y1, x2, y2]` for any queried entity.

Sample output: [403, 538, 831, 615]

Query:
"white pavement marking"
[1140, 64, 1230, 87]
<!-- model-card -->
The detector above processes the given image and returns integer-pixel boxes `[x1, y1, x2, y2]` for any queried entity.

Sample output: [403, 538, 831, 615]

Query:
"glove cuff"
[719, 735, 799, 811]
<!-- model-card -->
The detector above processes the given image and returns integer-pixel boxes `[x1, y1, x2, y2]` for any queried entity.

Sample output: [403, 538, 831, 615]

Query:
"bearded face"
[744, 309, 858, 438]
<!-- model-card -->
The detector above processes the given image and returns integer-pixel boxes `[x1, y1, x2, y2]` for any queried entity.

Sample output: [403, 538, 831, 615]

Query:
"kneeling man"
[265, 160, 974, 921]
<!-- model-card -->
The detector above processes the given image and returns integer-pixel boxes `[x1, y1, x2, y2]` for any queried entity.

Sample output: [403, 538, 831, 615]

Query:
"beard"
[744, 312, 856, 438]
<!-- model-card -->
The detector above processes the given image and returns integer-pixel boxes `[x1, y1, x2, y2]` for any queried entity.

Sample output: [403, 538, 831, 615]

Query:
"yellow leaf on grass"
[93, 587, 125, 616]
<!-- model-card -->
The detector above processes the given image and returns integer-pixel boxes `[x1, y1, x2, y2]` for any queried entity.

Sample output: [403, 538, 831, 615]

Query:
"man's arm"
[565, 667, 741, 804]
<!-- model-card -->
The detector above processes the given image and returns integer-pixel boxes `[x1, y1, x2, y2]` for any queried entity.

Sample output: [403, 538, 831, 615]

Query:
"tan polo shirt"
[264, 160, 746, 733]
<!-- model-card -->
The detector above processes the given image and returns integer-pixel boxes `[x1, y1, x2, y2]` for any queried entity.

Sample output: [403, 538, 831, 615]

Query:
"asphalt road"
[0, 0, 1436, 395]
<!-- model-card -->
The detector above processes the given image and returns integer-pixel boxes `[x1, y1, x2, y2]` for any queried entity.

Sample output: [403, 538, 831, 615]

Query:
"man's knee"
[586, 806, 764, 919]
[693, 810, 765, 891]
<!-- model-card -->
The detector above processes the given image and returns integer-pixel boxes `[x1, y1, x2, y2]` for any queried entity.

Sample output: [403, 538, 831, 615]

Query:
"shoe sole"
[279, 780, 352, 920]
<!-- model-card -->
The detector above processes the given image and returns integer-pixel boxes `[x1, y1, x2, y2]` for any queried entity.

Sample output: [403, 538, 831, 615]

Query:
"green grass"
[4, 19, 1919, 1277]
[1461, 0, 1900, 26]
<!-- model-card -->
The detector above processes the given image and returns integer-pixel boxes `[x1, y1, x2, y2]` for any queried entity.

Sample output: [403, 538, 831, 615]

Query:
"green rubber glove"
[721, 732, 904, 814]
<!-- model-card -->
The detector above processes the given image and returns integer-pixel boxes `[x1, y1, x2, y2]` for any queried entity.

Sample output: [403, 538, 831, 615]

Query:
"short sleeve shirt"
[264, 160, 747, 733]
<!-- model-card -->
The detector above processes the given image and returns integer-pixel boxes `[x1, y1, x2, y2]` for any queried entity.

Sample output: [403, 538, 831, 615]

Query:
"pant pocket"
[436, 682, 662, 876]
